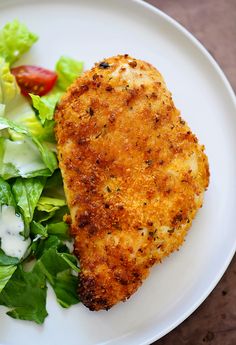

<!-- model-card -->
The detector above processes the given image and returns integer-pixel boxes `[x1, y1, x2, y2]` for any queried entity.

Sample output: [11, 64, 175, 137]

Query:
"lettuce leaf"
[35, 236, 79, 308]
[0, 249, 19, 266]
[33, 170, 68, 228]
[56, 56, 83, 91]
[12, 177, 46, 235]
[0, 19, 38, 65]
[51, 270, 78, 308]
[42, 169, 65, 199]
[31, 136, 58, 174]
[0, 117, 58, 177]
[47, 222, 69, 240]
[0, 265, 17, 293]
[34, 192, 68, 239]
[0, 176, 16, 207]
[0, 137, 52, 179]
[6, 94, 54, 142]
[0, 115, 29, 134]
[0, 236, 78, 323]
[0, 209, 77, 323]
[30, 90, 62, 125]
[0, 57, 19, 106]
[31, 220, 69, 240]
[0, 264, 47, 324]
[33, 209, 56, 224]
[37, 196, 66, 213]
[30, 221, 48, 239]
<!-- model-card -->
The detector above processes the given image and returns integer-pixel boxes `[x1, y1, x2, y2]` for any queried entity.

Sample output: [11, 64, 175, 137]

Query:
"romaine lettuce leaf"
[30, 89, 62, 125]
[0, 176, 16, 207]
[0, 265, 17, 293]
[0, 137, 51, 179]
[0, 116, 29, 134]
[10, 111, 54, 142]
[52, 270, 79, 308]
[55, 56, 83, 91]
[42, 169, 65, 198]
[31, 220, 69, 240]
[0, 138, 51, 180]
[33, 170, 67, 228]
[0, 19, 38, 65]
[37, 196, 66, 213]
[0, 235, 78, 322]
[59, 252, 79, 273]
[30, 221, 48, 239]
[32, 136, 58, 174]
[32, 204, 69, 239]
[47, 222, 69, 240]
[0, 264, 47, 324]
[5, 93, 54, 142]
[0, 138, 19, 180]
[0, 249, 19, 266]
[34, 184, 67, 233]
[48, 205, 69, 223]
[0, 117, 58, 176]
[0, 57, 19, 106]
[36, 244, 69, 285]
[12, 177, 46, 235]
[33, 209, 56, 224]
[35, 236, 79, 308]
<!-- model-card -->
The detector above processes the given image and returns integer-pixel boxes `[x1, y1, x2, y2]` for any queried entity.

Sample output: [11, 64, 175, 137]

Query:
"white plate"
[0, 0, 235, 344]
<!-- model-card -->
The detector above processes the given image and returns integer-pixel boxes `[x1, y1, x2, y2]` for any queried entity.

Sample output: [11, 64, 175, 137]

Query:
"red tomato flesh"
[11, 65, 57, 96]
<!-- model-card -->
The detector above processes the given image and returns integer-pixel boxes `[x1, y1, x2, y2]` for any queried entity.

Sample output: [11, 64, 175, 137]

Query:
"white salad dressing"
[0, 205, 31, 259]
[3, 138, 46, 176]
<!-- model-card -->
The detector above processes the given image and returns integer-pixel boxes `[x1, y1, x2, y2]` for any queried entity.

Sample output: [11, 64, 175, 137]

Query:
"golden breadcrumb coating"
[55, 55, 209, 311]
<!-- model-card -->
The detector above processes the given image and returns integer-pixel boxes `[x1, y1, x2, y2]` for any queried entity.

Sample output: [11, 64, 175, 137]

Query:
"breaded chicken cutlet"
[55, 55, 209, 311]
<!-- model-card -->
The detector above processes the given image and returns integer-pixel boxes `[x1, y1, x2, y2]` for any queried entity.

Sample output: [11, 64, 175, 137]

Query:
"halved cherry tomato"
[11, 65, 57, 96]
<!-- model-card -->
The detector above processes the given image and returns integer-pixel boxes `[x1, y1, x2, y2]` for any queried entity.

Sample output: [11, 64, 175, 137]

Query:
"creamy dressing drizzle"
[3, 138, 46, 175]
[0, 205, 31, 259]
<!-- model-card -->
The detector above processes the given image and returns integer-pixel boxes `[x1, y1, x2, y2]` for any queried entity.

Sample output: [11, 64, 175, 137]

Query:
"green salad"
[0, 20, 83, 324]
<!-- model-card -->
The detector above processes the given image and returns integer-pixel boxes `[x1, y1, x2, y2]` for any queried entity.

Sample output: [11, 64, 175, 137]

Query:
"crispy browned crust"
[55, 55, 209, 311]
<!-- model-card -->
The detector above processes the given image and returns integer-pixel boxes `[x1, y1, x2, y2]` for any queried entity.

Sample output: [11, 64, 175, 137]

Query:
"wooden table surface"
[144, 1, 236, 344]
